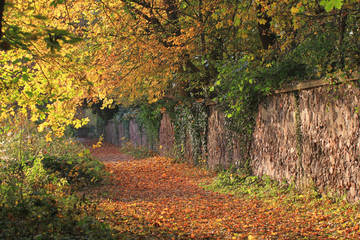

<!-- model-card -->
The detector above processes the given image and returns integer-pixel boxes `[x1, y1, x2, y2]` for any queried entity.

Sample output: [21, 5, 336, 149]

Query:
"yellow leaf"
[291, 7, 299, 14]
[38, 124, 45, 132]
[258, 19, 267, 25]
[45, 133, 53, 142]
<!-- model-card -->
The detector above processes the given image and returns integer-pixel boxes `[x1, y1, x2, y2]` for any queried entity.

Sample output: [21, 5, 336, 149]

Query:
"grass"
[203, 167, 360, 239]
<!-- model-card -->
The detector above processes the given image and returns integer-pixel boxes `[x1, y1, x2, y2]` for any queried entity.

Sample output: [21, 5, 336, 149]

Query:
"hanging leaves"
[1, 0, 360, 138]
[320, 0, 343, 12]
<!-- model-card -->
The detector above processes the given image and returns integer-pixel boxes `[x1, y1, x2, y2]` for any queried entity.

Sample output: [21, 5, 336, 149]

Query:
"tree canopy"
[0, 0, 359, 136]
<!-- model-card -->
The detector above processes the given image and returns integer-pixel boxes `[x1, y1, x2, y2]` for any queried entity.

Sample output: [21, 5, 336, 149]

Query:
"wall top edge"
[275, 71, 360, 94]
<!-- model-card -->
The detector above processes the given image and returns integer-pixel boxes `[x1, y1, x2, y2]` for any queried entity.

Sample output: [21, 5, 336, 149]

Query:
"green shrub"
[0, 118, 114, 239]
[0, 161, 112, 239]
[42, 153, 106, 187]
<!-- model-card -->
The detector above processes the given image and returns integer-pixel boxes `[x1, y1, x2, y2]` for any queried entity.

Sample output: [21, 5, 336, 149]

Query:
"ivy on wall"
[171, 101, 209, 166]
[114, 107, 135, 143]
[294, 91, 304, 179]
[82, 108, 105, 138]
[135, 104, 162, 150]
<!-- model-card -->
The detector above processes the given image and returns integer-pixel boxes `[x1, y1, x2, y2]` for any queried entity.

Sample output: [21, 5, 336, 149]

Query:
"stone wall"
[158, 113, 175, 156]
[250, 83, 360, 202]
[129, 119, 150, 148]
[155, 82, 360, 201]
[104, 119, 151, 149]
[299, 85, 360, 202]
[104, 120, 117, 145]
[207, 105, 245, 169]
[101, 79, 360, 201]
[117, 120, 128, 146]
[250, 93, 299, 182]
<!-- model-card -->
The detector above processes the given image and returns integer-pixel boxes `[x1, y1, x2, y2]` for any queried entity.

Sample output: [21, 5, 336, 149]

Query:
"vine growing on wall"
[171, 101, 209, 166]
[294, 91, 304, 179]
[110, 104, 162, 150]
[210, 57, 261, 167]
[113, 107, 137, 143]
[135, 104, 162, 150]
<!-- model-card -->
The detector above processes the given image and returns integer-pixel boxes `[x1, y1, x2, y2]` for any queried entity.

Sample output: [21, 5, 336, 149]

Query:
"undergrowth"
[0, 118, 114, 239]
[205, 167, 295, 200]
[204, 166, 351, 205]
[204, 167, 360, 239]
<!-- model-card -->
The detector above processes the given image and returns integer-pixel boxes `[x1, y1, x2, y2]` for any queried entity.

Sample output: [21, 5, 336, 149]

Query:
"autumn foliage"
[1, 0, 360, 136]
[2, 1, 360, 237]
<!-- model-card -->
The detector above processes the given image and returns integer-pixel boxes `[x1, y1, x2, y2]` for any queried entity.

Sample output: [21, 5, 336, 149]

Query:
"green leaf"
[320, 0, 343, 12]
[64, 36, 83, 44]
[50, 0, 64, 7]
[33, 14, 48, 20]
[22, 57, 31, 63]
[234, 17, 241, 27]
[22, 74, 29, 82]
[12, 76, 20, 84]
[44, 37, 61, 52]
[25, 91, 33, 97]
[12, 59, 21, 65]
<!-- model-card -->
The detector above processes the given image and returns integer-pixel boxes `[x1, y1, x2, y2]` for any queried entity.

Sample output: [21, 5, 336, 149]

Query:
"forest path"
[82, 139, 349, 239]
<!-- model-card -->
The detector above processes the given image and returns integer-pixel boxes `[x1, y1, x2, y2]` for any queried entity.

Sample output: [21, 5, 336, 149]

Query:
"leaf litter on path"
[84, 140, 360, 239]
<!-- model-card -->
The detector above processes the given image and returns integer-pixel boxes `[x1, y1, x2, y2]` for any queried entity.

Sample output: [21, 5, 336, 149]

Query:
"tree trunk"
[338, 11, 347, 69]
[256, 1, 276, 50]
[0, 0, 5, 40]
